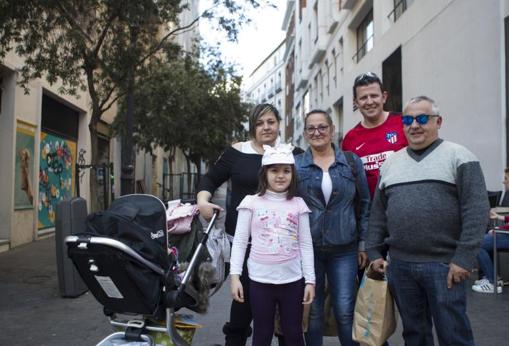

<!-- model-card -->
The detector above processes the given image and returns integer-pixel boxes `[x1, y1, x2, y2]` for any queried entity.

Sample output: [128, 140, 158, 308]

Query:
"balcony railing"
[352, 34, 373, 63]
[387, 0, 407, 22]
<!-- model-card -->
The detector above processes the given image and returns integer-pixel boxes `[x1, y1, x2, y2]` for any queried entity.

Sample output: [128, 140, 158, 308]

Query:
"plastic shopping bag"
[205, 224, 230, 291]
[352, 263, 397, 346]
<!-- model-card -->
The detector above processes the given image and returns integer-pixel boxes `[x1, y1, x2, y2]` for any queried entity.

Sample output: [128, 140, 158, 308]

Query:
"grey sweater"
[366, 139, 489, 271]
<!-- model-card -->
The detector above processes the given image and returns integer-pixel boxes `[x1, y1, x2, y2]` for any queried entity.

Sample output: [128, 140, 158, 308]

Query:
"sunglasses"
[401, 114, 439, 126]
[354, 72, 380, 84]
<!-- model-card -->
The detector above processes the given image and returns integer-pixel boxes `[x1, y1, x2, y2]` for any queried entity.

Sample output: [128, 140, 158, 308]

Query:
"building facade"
[282, 0, 509, 190]
[244, 40, 287, 139]
[0, 49, 118, 251]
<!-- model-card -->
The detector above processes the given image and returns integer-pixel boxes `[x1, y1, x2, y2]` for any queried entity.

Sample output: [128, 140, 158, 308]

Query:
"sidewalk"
[1, 237, 509, 345]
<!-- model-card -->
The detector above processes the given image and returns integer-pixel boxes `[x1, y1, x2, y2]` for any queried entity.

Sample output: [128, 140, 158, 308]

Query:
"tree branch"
[54, 0, 93, 43]
[92, 12, 119, 59]
[101, 89, 126, 114]
[137, 3, 220, 66]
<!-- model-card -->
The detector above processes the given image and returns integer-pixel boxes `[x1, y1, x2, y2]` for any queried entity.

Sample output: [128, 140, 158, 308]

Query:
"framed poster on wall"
[38, 131, 76, 229]
[14, 120, 37, 209]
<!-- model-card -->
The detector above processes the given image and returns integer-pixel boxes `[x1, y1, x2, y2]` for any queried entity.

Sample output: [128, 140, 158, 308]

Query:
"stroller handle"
[177, 209, 219, 293]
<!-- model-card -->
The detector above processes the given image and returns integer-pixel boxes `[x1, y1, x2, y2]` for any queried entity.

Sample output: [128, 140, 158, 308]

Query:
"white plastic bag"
[203, 221, 230, 294]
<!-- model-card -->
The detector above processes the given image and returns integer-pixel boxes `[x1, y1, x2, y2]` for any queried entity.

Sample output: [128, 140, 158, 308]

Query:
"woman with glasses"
[295, 109, 371, 346]
[196, 103, 302, 346]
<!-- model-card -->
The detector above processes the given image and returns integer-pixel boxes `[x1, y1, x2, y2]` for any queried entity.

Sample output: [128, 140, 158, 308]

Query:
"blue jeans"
[477, 233, 509, 283]
[387, 258, 474, 346]
[305, 250, 358, 346]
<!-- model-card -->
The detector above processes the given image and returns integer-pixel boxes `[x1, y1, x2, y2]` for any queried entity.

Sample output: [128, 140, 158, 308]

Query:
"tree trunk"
[183, 152, 192, 199]
[120, 26, 138, 195]
[88, 123, 100, 212]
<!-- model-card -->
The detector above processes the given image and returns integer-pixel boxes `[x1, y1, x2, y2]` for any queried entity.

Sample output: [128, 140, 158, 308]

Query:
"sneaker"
[474, 277, 504, 286]
[472, 281, 503, 294]
[474, 277, 489, 285]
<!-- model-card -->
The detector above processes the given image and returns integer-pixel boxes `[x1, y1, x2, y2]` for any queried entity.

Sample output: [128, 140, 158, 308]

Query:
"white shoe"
[474, 277, 504, 286]
[472, 281, 503, 294]
[474, 277, 489, 285]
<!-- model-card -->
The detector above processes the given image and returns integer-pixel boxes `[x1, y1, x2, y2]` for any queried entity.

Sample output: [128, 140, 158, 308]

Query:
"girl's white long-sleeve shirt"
[230, 190, 315, 285]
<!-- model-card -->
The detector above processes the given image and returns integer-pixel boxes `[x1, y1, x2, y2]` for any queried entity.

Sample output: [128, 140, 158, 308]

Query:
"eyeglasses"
[305, 125, 330, 135]
[354, 72, 380, 85]
[401, 114, 439, 126]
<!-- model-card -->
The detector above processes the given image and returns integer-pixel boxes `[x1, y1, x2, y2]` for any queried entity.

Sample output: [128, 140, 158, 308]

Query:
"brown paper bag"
[352, 264, 397, 346]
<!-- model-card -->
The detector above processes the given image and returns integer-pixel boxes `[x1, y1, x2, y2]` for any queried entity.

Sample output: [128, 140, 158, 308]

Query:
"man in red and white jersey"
[342, 72, 407, 198]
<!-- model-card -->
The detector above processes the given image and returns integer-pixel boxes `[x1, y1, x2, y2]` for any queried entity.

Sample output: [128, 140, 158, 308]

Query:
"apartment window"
[313, 73, 318, 107]
[339, 38, 344, 75]
[388, 0, 409, 22]
[298, 39, 303, 73]
[299, 0, 307, 22]
[313, 1, 318, 44]
[319, 70, 323, 102]
[308, 23, 312, 50]
[303, 90, 310, 118]
[354, 10, 373, 62]
[332, 48, 338, 88]
[325, 59, 330, 96]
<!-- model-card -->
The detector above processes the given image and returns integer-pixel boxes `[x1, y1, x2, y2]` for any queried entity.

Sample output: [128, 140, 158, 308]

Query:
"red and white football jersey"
[342, 113, 408, 197]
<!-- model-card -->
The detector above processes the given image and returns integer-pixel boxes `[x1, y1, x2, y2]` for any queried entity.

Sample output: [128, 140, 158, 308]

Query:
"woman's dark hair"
[257, 164, 297, 199]
[248, 103, 281, 138]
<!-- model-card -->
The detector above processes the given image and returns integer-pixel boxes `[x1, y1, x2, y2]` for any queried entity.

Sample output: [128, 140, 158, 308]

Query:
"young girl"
[230, 143, 315, 346]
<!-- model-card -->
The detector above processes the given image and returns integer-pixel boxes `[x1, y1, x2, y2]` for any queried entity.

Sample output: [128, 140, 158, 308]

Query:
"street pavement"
[1, 236, 509, 345]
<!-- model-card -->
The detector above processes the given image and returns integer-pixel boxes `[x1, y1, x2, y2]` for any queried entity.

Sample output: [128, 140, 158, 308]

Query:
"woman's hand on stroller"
[197, 191, 223, 221]
[230, 274, 244, 303]
[303, 283, 315, 305]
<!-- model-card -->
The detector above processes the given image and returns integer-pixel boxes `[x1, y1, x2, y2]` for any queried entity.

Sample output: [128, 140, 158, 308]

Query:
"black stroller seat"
[65, 194, 220, 346]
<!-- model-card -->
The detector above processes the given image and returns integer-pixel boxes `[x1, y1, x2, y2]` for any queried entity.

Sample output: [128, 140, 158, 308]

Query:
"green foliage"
[0, 0, 271, 195]
[114, 47, 248, 166]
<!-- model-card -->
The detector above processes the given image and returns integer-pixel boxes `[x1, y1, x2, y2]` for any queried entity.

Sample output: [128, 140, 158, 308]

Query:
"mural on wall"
[15, 120, 36, 209]
[38, 132, 76, 229]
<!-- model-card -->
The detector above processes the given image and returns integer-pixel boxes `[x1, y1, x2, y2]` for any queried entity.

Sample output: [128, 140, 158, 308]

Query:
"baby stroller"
[65, 194, 225, 346]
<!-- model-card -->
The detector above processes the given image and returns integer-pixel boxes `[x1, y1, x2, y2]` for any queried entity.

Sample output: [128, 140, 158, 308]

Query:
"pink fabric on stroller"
[166, 200, 199, 234]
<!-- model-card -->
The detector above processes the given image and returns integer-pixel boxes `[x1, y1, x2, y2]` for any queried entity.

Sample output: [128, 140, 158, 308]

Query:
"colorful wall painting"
[38, 132, 76, 229]
[14, 120, 37, 209]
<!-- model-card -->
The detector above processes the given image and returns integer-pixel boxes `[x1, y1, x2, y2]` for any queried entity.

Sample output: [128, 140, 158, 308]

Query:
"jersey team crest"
[385, 132, 398, 144]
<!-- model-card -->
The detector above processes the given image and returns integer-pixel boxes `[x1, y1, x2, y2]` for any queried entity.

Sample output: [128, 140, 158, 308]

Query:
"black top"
[198, 146, 303, 236]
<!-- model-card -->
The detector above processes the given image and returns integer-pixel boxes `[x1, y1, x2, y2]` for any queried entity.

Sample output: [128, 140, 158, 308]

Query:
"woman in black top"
[198, 104, 300, 346]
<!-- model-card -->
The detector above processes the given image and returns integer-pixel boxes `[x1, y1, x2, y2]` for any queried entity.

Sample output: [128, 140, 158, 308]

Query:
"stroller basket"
[65, 194, 221, 346]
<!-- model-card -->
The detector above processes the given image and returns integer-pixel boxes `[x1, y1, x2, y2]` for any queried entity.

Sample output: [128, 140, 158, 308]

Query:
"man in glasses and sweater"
[342, 72, 407, 198]
[367, 95, 489, 345]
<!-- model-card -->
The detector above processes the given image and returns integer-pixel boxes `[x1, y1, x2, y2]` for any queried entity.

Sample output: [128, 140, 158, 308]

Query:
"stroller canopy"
[85, 194, 169, 269]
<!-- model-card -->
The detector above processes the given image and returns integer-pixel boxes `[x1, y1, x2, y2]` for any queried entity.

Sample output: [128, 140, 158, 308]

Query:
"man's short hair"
[353, 72, 384, 99]
[404, 95, 440, 115]
[504, 167, 509, 174]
